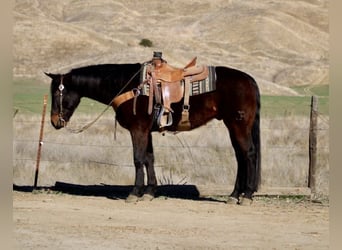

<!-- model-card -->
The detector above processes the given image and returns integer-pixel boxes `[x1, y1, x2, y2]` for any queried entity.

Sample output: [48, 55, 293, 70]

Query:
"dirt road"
[13, 191, 328, 249]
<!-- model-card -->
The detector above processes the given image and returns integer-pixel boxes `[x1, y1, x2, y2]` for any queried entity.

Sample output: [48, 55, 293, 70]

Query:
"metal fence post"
[34, 94, 48, 188]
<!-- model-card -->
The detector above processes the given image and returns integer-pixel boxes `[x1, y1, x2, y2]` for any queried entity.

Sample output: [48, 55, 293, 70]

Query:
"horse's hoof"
[138, 194, 154, 202]
[125, 194, 138, 203]
[226, 196, 239, 205]
[239, 197, 253, 206]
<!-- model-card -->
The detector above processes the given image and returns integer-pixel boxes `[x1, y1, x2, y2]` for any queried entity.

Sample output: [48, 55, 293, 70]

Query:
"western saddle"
[113, 52, 210, 131]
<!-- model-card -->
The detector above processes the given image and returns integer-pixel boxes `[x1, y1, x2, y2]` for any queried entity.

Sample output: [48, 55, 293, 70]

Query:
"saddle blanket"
[139, 63, 217, 96]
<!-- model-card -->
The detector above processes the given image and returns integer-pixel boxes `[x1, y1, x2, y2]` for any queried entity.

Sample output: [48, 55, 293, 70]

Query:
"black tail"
[252, 88, 261, 191]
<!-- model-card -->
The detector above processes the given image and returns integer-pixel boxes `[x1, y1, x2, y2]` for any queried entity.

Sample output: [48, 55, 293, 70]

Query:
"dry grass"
[13, 112, 329, 196]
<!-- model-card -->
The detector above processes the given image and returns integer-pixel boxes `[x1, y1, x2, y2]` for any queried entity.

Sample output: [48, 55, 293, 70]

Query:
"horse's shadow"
[13, 182, 225, 203]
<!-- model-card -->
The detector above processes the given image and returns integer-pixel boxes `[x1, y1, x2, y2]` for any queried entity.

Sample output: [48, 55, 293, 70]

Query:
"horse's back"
[215, 66, 257, 89]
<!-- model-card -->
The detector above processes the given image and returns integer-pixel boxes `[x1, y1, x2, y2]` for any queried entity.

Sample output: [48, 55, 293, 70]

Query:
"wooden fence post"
[34, 94, 48, 188]
[308, 95, 318, 194]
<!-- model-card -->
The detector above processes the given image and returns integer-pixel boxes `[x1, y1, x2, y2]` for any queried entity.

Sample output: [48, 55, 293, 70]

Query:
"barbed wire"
[14, 138, 328, 151]
[13, 98, 329, 169]
[317, 112, 329, 128]
[13, 119, 328, 131]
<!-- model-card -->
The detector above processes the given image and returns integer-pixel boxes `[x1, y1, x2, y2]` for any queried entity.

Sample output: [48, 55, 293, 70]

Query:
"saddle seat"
[153, 56, 197, 82]
[149, 57, 209, 113]
[160, 65, 209, 111]
[153, 56, 209, 82]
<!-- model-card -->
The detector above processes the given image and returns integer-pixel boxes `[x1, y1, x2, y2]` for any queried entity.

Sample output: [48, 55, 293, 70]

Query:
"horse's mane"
[69, 63, 141, 78]
[66, 64, 142, 100]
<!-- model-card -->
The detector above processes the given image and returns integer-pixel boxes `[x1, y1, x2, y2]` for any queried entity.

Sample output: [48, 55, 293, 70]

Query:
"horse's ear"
[44, 72, 60, 80]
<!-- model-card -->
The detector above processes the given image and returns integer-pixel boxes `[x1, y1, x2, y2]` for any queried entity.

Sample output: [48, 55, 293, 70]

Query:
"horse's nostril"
[51, 114, 67, 129]
[58, 118, 67, 128]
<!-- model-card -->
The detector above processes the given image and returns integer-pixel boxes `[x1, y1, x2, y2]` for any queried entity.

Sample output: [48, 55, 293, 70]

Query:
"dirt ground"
[13, 190, 329, 250]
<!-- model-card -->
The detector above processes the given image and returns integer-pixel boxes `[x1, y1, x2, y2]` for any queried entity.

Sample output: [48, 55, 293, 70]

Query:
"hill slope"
[13, 0, 329, 95]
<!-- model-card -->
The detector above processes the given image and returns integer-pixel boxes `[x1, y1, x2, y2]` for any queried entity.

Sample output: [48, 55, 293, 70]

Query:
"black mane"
[68, 63, 142, 104]
[69, 63, 141, 77]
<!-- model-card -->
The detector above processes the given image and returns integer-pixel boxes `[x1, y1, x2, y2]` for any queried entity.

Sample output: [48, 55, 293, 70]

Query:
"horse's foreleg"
[128, 130, 157, 202]
[144, 133, 157, 198]
[128, 130, 148, 201]
[132, 161, 145, 196]
[126, 160, 145, 203]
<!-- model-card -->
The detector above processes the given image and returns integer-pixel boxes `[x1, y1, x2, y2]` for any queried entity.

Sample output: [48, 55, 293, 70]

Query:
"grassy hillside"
[13, 0, 329, 96]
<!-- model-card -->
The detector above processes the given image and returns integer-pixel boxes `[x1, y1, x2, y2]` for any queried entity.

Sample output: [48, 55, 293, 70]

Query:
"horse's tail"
[252, 86, 261, 191]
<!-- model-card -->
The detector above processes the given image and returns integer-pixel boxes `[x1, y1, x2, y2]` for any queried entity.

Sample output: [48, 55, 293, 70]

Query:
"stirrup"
[159, 112, 173, 127]
[155, 105, 173, 127]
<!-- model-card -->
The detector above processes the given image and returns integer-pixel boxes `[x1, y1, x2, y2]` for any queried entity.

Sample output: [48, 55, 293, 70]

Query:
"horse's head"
[45, 72, 81, 129]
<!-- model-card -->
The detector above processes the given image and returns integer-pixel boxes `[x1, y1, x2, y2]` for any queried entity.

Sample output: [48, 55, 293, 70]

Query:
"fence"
[13, 95, 329, 198]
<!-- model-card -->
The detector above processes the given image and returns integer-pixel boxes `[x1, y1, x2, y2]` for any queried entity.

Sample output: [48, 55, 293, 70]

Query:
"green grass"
[13, 78, 108, 115]
[313, 85, 329, 96]
[262, 84, 329, 117]
[13, 78, 50, 114]
[261, 95, 329, 117]
[73, 98, 110, 114]
[13, 78, 329, 117]
[290, 84, 329, 96]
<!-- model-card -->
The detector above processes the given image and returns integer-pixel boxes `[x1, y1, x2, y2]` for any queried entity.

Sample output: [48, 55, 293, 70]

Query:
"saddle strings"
[64, 65, 144, 134]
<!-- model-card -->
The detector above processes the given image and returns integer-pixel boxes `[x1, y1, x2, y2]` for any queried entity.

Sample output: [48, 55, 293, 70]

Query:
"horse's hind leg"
[226, 121, 258, 204]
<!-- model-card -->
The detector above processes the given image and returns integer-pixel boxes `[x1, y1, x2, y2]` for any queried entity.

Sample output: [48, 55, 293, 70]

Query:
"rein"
[59, 65, 143, 134]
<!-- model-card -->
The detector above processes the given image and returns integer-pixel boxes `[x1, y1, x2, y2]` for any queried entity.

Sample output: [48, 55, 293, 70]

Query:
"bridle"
[57, 76, 67, 127]
[55, 65, 143, 134]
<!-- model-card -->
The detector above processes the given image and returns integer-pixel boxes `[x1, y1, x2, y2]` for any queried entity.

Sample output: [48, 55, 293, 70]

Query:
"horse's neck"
[72, 64, 141, 105]
[78, 77, 115, 105]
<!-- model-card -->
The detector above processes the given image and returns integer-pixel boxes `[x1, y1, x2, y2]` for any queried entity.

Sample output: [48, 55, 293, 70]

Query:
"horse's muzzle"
[51, 114, 67, 129]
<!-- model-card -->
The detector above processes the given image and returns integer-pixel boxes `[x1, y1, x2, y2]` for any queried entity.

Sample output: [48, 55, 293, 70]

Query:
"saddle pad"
[189, 66, 216, 96]
[140, 64, 217, 96]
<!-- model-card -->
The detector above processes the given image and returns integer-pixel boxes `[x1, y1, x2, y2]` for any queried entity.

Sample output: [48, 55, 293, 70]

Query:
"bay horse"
[45, 59, 261, 205]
